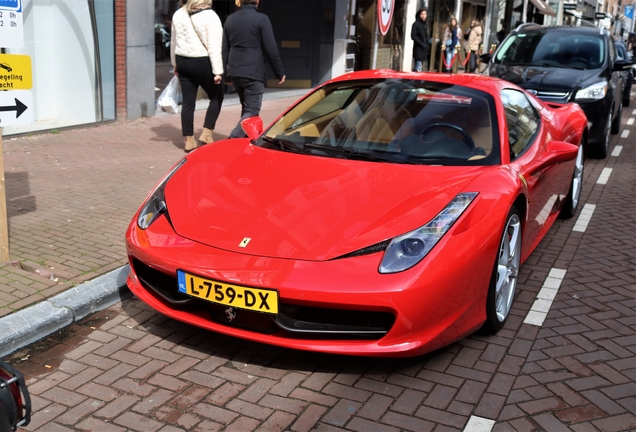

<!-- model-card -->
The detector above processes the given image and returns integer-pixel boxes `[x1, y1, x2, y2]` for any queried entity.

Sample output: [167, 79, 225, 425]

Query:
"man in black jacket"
[411, 8, 430, 72]
[223, 0, 286, 138]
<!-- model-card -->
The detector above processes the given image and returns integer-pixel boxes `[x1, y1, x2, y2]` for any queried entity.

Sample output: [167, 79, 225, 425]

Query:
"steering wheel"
[420, 123, 475, 150]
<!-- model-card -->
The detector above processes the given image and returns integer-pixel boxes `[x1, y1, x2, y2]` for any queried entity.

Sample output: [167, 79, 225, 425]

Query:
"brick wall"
[116, 0, 126, 119]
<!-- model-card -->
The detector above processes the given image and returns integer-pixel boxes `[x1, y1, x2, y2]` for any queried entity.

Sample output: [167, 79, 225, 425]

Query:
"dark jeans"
[469, 50, 478, 73]
[175, 55, 224, 137]
[228, 77, 265, 138]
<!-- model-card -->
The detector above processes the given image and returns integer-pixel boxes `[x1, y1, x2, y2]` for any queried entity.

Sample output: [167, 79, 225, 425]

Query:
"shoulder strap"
[189, 10, 209, 50]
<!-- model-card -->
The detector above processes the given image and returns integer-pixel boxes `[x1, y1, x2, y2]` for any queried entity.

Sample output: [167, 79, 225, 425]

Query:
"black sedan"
[616, 42, 633, 107]
[481, 25, 633, 159]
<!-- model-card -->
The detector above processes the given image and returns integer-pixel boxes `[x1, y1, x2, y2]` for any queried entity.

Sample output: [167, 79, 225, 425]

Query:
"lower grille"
[130, 258, 395, 340]
[131, 258, 194, 306]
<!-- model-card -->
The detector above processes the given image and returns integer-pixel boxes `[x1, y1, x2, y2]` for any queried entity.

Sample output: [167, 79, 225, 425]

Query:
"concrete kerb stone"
[0, 265, 131, 358]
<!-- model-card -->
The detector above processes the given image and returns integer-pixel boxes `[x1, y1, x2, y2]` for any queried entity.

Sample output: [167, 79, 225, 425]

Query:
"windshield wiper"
[304, 142, 416, 164]
[261, 136, 301, 152]
[537, 63, 584, 70]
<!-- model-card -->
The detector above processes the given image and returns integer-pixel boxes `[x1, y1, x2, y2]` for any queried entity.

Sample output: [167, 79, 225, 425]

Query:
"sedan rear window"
[495, 31, 605, 70]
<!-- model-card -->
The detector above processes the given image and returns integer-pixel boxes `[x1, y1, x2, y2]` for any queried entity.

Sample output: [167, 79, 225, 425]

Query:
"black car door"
[608, 37, 624, 116]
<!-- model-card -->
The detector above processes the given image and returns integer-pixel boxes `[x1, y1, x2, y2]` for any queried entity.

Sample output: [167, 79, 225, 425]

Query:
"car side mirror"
[530, 141, 579, 175]
[241, 116, 264, 140]
[479, 53, 492, 64]
[614, 59, 634, 71]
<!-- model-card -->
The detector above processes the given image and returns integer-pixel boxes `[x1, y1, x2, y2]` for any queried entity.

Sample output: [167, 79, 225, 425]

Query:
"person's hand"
[278, 75, 286, 85]
[214, 74, 222, 84]
[226, 79, 232, 86]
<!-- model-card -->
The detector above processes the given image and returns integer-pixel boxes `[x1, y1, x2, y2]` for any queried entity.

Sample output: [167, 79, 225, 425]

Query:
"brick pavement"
[0, 96, 299, 318]
[3, 96, 636, 431]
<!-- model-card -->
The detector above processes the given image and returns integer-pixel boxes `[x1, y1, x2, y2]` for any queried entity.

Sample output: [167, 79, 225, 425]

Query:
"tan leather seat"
[356, 88, 414, 144]
[357, 109, 412, 143]
[318, 89, 370, 145]
[465, 97, 492, 154]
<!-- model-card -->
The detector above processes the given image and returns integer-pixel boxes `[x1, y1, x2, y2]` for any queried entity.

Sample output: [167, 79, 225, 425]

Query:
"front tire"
[559, 140, 585, 219]
[482, 206, 522, 334]
[593, 111, 611, 159]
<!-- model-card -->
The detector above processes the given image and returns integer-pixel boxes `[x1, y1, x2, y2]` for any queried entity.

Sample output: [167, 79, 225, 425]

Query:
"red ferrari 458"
[126, 70, 587, 357]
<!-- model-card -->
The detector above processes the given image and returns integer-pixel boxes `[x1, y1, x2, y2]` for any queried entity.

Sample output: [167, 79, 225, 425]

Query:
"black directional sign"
[0, 91, 32, 126]
[0, 97, 27, 118]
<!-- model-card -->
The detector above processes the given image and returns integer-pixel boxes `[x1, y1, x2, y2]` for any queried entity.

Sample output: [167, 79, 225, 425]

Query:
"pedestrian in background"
[171, 0, 224, 152]
[442, 18, 462, 73]
[222, 0, 285, 138]
[411, 8, 430, 72]
[466, 19, 483, 73]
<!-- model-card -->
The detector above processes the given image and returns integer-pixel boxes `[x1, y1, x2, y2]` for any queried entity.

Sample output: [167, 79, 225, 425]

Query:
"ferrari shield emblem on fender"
[225, 307, 237, 322]
[519, 174, 528, 189]
[239, 237, 251, 248]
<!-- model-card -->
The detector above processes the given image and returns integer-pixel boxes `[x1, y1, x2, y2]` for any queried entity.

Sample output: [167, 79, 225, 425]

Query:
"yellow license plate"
[177, 270, 278, 314]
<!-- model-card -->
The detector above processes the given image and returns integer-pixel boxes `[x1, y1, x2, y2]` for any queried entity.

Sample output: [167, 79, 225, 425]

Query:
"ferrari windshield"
[495, 29, 605, 70]
[258, 79, 500, 166]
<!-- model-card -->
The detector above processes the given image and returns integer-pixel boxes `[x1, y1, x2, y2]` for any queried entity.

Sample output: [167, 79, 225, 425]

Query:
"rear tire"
[611, 102, 622, 135]
[623, 78, 632, 107]
[559, 140, 585, 219]
[482, 206, 522, 334]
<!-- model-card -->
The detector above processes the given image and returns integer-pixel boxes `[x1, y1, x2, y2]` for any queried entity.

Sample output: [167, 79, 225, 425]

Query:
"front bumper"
[125, 209, 501, 357]
[577, 97, 613, 145]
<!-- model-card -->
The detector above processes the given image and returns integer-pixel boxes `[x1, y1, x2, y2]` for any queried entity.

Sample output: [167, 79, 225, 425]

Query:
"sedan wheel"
[594, 111, 611, 159]
[559, 141, 585, 219]
[482, 207, 521, 334]
[611, 102, 623, 135]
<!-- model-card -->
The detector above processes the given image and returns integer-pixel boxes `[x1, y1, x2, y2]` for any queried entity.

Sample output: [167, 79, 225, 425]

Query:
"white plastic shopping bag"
[158, 76, 180, 114]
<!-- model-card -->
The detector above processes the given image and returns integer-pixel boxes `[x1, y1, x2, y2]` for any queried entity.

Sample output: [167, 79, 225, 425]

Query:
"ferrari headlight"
[137, 159, 186, 229]
[379, 192, 478, 274]
[575, 81, 608, 101]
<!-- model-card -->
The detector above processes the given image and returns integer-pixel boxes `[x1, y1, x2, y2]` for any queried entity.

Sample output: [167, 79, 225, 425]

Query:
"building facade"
[4, 0, 154, 137]
[3, 0, 629, 137]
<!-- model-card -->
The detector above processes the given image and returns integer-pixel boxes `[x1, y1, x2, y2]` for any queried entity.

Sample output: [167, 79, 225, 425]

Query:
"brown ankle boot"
[199, 127, 214, 144]
[184, 136, 197, 152]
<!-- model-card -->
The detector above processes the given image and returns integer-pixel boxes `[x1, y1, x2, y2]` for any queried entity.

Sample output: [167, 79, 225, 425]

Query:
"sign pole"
[0, 0, 31, 264]
[373, 0, 394, 69]
[372, 18, 379, 69]
[0, 128, 8, 262]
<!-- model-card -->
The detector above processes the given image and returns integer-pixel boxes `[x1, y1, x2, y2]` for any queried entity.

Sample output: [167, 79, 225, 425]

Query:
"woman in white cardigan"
[171, 0, 224, 152]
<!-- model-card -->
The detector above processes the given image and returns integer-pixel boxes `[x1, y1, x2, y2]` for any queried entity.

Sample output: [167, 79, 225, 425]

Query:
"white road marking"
[627, 118, 634, 125]
[464, 416, 496, 432]
[621, 129, 630, 138]
[632, 109, 636, 115]
[523, 268, 567, 327]
[596, 167, 613, 185]
[572, 203, 596, 233]
[611, 145, 623, 157]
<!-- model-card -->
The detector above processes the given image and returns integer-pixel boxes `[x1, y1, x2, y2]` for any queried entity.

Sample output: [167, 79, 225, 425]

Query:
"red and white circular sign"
[378, 0, 394, 36]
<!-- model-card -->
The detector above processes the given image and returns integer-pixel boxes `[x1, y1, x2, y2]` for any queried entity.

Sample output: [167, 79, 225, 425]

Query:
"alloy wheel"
[495, 213, 521, 322]
[571, 143, 585, 210]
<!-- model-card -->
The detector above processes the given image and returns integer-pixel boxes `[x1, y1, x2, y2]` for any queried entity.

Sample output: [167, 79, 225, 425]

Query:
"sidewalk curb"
[0, 265, 131, 358]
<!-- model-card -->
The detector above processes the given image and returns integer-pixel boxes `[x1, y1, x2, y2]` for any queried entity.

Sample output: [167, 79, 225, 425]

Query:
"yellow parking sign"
[0, 54, 32, 90]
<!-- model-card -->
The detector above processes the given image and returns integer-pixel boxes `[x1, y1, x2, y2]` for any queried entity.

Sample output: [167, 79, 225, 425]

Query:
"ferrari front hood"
[165, 140, 484, 261]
